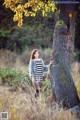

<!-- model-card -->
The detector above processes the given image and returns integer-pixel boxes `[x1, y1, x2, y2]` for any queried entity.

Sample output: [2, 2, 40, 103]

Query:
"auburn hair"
[30, 49, 38, 59]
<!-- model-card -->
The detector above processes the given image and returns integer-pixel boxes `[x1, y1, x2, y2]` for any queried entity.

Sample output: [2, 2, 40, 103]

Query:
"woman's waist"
[34, 71, 43, 75]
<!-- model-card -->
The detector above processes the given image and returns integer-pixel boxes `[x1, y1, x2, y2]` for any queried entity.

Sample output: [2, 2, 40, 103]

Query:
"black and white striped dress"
[34, 59, 43, 82]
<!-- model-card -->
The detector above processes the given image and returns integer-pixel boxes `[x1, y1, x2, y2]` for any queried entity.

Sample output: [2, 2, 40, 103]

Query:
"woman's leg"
[37, 82, 42, 92]
[32, 81, 42, 97]
[32, 80, 38, 89]
[35, 82, 42, 97]
[32, 80, 39, 97]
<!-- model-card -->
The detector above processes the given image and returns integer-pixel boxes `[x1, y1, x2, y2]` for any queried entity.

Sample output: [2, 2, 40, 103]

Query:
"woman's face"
[34, 51, 39, 59]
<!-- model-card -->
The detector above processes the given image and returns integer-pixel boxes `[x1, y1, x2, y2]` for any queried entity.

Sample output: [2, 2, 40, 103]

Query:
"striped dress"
[34, 59, 43, 82]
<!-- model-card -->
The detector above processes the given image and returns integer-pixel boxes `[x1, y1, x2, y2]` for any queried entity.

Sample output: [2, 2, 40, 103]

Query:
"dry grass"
[0, 85, 76, 120]
[72, 71, 80, 98]
[71, 62, 80, 98]
[0, 49, 30, 75]
[0, 49, 52, 72]
[0, 49, 16, 68]
[71, 62, 80, 74]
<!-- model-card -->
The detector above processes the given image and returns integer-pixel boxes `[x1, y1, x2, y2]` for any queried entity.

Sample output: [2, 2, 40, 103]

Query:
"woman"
[29, 49, 52, 97]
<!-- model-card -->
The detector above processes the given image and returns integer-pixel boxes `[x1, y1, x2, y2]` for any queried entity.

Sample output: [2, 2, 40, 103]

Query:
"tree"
[4, 0, 80, 109]
[50, 0, 80, 108]
[50, 24, 80, 108]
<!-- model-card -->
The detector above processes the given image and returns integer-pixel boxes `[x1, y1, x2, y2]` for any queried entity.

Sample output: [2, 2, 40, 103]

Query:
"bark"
[50, 0, 80, 108]
[54, 0, 77, 62]
[50, 25, 80, 108]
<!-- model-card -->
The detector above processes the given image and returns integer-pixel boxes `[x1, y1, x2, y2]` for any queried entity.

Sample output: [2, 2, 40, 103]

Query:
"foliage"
[0, 29, 10, 37]
[0, 67, 31, 86]
[73, 51, 80, 61]
[42, 78, 52, 96]
[0, 22, 53, 52]
[9, 24, 53, 52]
[4, 0, 56, 27]
[56, 20, 64, 27]
[0, 3, 55, 52]
[0, 29, 10, 49]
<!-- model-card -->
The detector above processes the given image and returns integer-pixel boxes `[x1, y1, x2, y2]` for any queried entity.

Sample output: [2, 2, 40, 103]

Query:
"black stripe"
[36, 71, 43, 73]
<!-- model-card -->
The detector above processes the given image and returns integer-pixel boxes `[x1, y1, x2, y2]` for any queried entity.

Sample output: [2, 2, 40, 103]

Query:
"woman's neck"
[34, 58, 39, 60]
[35, 58, 38, 60]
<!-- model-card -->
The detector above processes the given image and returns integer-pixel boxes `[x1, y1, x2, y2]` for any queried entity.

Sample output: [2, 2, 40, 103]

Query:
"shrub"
[0, 67, 31, 86]
[42, 78, 52, 96]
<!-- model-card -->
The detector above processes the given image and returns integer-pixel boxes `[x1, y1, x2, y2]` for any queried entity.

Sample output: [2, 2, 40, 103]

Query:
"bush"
[42, 78, 52, 96]
[0, 67, 31, 86]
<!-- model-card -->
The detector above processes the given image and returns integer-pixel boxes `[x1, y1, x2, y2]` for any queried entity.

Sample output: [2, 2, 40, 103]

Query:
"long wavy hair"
[30, 49, 38, 59]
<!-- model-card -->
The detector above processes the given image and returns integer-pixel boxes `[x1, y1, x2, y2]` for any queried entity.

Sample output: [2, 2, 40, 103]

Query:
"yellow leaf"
[42, 10, 45, 17]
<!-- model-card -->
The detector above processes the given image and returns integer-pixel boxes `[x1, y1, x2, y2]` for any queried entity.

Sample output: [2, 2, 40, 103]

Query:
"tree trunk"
[57, 2, 76, 62]
[50, 1, 80, 108]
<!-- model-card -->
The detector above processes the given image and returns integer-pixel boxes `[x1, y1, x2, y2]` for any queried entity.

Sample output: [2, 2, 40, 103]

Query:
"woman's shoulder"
[29, 59, 34, 63]
[33, 58, 42, 61]
[39, 58, 43, 62]
[38, 58, 43, 61]
[30, 58, 43, 62]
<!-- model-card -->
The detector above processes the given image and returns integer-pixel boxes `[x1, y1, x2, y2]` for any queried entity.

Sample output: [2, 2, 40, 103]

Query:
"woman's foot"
[35, 89, 39, 97]
[35, 93, 39, 97]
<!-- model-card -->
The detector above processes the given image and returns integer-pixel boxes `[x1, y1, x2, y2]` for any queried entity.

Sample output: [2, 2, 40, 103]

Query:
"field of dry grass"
[0, 49, 80, 120]
[0, 85, 77, 120]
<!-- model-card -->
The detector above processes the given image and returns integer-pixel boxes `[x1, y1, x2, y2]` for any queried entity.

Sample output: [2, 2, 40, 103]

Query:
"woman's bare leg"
[32, 81, 42, 97]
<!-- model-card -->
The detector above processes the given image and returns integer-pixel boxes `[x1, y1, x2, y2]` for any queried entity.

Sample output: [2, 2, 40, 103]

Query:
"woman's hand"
[32, 76, 35, 83]
[48, 60, 53, 67]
